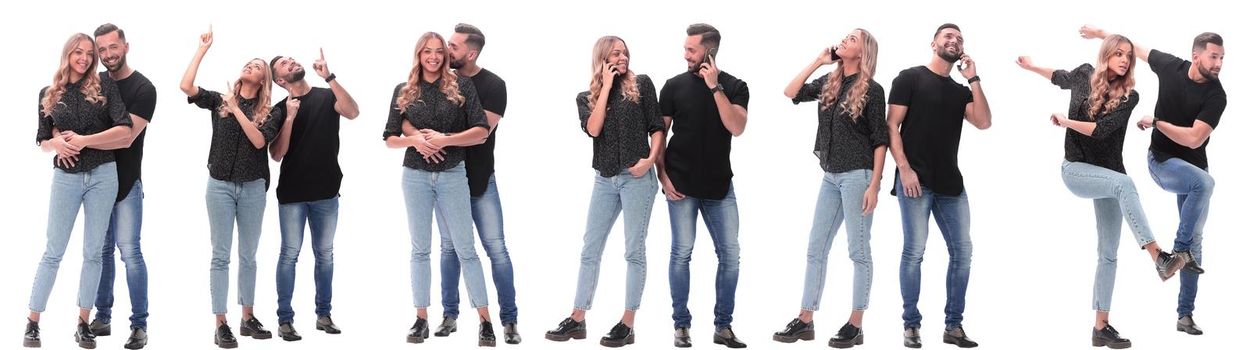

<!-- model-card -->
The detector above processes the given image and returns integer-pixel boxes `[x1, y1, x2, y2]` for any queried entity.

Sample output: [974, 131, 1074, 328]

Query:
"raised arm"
[1080, 25, 1152, 63]
[784, 47, 836, 99]
[1015, 56, 1056, 80]
[313, 48, 360, 119]
[180, 27, 213, 97]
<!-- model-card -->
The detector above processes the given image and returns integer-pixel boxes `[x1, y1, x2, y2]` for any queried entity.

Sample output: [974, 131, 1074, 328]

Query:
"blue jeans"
[402, 165, 490, 309]
[668, 182, 741, 328]
[206, 178, 267, 315]
[802, 170, 874, 312]
[437, 174, 517, 323]
[95, 180, 149, 330]
[28, 162, 118, 312]
[1061, 161, 1158, 311]
[574, 169, 657, 311]
[1146, 152, 1214, 317]
[276, 196, 339, 323]
[896, 177, 971, 329]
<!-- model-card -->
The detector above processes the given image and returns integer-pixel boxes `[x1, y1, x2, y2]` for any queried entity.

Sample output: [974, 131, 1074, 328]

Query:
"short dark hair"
[455, 23, 485, 51]
[687, 23, 720, 49]
[933, 23, 961, 39]
[1193, 32, 1223, 52]
[94, 23, 125, 41]
[269, 56, 284, 83]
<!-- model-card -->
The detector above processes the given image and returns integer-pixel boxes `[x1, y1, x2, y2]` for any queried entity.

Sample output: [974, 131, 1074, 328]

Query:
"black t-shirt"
[104, 71, 156, 202]
[463, 68, 507, 197]
[272, 87, 343, 204]
[659, 71, 749, 200]
[1147, 49, 1227, 169]
[888, 66, 973, 196]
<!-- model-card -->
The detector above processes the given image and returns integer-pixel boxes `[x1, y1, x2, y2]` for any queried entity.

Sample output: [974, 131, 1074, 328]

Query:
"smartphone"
[606, 59, 619, 75]
[704, 47, 718, 66]
[831, 45, 841, 61]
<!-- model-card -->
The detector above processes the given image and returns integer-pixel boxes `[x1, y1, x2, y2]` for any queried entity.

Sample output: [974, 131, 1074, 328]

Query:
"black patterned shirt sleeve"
[459, 77, 490, 131]
[867, 83, 888, 147]
[383, 83, 405, 140]
[188, 86, 223, 112]
[576, 91, 594, 137]
[36, 87, 52, 144]
[640, 75, 664, 134]
[1090, 92, 1138, 140]
[102, 77, 131, 128]
[792, 74, 828, 104]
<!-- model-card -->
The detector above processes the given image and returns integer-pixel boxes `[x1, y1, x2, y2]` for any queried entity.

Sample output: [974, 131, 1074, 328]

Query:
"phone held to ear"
[831, 45, 841, 61]
[705, 47, 718, 65]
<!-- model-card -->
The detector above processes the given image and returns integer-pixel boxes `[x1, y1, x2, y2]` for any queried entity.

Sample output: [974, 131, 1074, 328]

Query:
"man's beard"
[938, 48, 962, 63]
[1198, 63, 1219, 81]
[103, 55, 127, 72]
[450, 57, 467, 69]
[287, 70, 306, 83]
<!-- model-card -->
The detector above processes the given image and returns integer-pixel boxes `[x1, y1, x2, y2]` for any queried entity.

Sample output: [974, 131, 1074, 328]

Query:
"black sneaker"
[599, 322, 635, 348]
[772, 318, 815, 343]
[278, 322, 301, 341]
[123, 328, 147, 350]
[88, 319, 110, 337]
[479, 321, 497, 347]
[434, 316, 457, 337]
[943, 326, 978, 348]
[23, 318, 40, 348]
[239, 317, 272, 339]
[407, 318, 429, 344]
[544, 317, 586, 341]
[1175, 250, 1205, 274]
[1154, 251, 1185, 281]
[1177, 315, 1203, 335]
[1092, 324, 1131, 349]
[674, 327, 692, 347]
[502, 322, 521, 345]
[829, 322, 863, 348]
[214, 324, 238, 349]
[315, 316, 341, 334]
[903, 327, 921, 348]
[75, 319, 97, 349]
[712, 326, 747, 348]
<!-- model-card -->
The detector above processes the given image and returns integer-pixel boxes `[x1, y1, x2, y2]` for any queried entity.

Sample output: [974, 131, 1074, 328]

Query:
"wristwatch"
[1151, 117, 1159, 127]
[709, 83, 724, 93]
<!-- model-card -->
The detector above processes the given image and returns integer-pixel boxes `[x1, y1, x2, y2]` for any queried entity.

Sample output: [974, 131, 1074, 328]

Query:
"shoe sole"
[239, 328, 272, 340]
[316, 324, 342, 334]
[407, 335, 425, 344]
[544, 330, 586, 341]
[24, 339, 41, 348]
[214, 338, 238, 349]
[829, 335, 864, 348]
[599, 334, 634, 347]
[1159, 259, 1187, 281]
[480, 339, 497, 347]
[281, 334, 302, 341]
[504, 335, 521, 344]
[904, 340, 922, 348]
[1092, 338, 1132, 349]
[1176, 326, 1204, 335]
[124, 339, 147, 350]
[772, 330, 815, 343]
[76, 336, 96, 349]
[942, 335, 977, 348]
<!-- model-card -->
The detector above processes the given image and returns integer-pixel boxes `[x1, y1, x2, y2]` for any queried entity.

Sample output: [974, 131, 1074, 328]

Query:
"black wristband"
[325, 73, 337, 83]
[968, 75, 981, 84]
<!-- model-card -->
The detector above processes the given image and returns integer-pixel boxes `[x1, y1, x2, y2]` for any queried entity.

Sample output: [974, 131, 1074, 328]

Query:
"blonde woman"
[545, 36, 663, 348]
[26, 32, 131, 349]
[773, 28, 885, 349]
[381, 31, 495, 347]
[178, 27, 287, 349]
[1017, 34, 1185, 349]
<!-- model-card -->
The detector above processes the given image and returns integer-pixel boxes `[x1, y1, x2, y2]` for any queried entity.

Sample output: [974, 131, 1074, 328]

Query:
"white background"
[0, 1, 1243, 349]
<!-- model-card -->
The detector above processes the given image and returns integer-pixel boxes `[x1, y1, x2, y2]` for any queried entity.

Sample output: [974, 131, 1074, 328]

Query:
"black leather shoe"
[674, 327, 692, 347]
[315, 316, 341, 334]
[479, 321, 497, 347]
[214, 324, 238, 349]
[503, 322, 521, 344]
[434, 316, 457, 337]
[123, 328, 147, 349]
[599, 322, 635, 348]
[772, 318, 815, 343]
[829, 322, 863, 348]
[1177, 315, 1203, 335]
[1154, 251, 1185, 281]
[239, 317, 272, 339]
[23, 318, 40, 348]
[279, 322, 302, 341]
[1092, 324, 1131, 349]
[903, 327, 921, 348]
[943, 326, 978, 348]
[1175, 250, 1205, 274]
[407, 318, 429, 344]
[88, 319, 110, 337]
[75, 319, 97, 349]
[712, 326, 747, 348]
[544, 317, 586, 341]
